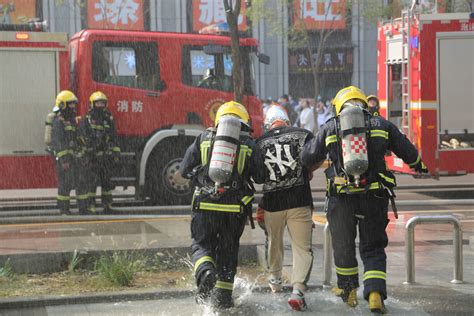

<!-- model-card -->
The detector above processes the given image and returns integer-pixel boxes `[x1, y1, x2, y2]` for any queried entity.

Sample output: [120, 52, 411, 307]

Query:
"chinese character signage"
[293, 0, 346, 30]
[0, 0, 36, 24]
[192, 0, 247, 32]
[289, 48, 353, 73]
[87, 0, 144, 30]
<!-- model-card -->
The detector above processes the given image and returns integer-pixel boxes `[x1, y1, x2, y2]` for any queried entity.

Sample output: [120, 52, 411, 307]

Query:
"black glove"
[413, 160, 428, 174]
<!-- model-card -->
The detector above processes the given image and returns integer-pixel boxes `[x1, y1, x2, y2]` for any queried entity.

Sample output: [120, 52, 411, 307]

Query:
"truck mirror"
[258, 53, 270, 65]
[204, 44, 224, 55]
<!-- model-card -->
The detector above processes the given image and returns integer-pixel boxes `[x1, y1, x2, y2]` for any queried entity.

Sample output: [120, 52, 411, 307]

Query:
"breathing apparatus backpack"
[337, 104, 369, 187]
[44, 111, 57, 153]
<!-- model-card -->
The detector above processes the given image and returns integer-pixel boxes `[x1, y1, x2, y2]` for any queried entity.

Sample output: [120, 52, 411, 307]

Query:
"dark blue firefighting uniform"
[51, 115, 77, 214]
[301, 114, 421, 301]
[76, 111, 120, 214]
[179, 128, 264, 305]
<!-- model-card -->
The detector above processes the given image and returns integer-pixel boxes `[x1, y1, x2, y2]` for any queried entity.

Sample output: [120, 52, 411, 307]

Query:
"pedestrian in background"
[257, 105, 314, 311]
[279, 94, 298, 126]
[316, 99, 332, 127]
[298, 98, 316, 134]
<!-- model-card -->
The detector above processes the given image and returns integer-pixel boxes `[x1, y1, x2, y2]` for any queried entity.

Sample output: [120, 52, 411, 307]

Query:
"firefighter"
[51, 90, 78, 215]
[256, 105, 315, 311]
[77, 91, 120, 214]
[367, 95, 380, 116]
[179, 101, 264, 310]
[301, 86, 428, 314]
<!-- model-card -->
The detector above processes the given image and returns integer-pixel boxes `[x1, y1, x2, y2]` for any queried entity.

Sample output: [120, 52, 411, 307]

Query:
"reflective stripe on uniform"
[64, 125, 76, 131]
[200, 140, 211, 165]
[199, 202, 241, 213]
[325, 135, 337, 146]
[76, 194, 89, 200]
[370, 129, 388, 139]
[336, 266, 358, 276]
[363, 270, 386, 281]
[378, 173, 395, 185]
[111, 146, 120, 152]
[335, 182, 380, 194]
[241, 195, 254, 206]
[57, 195, 70, 201]
[56, 149, 73, 158]
[102, 191, 113, 196]
[237, 145, 252, 174]
[90, 124, 104, 130]
[215, 280, 234, 290]
[409, 155, 421, 167]
[194, 255, 216, 273]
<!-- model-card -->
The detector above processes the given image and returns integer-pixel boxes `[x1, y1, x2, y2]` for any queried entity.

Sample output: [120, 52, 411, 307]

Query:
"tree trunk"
[224, 0, 243, 103]
[310, 33, 325, 99]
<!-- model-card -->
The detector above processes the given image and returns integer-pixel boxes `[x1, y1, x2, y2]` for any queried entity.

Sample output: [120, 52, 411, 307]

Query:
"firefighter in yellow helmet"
[76, 91, 120, 214]
[301, 86, 428, 313]
[367, 95, 380, 116]
[51, 90, 78, 215]
[179, 101, 264, 310]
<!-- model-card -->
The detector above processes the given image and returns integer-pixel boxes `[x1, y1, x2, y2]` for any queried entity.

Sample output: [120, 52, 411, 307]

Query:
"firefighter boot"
[58, 199, 72, 215]
[102, 192, 113, 214]
[332, 286, 358, 307]
[195, 269, 216, 304]
[368, 292, 387, 314]
[288, 289, 307, 311]
[211, 287, 234, 310]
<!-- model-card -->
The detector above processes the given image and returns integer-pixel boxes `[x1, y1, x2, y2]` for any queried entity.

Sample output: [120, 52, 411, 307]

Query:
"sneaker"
[368, 292, 387, 314]
[268, 277, 282, 293]
[195, 270, 216, 304]
[332, 287, 358, 307]
[288, 289, 307, 311]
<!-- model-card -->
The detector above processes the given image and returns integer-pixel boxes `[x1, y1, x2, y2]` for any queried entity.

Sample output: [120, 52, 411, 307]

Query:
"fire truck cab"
[0, 27, 267, 205]
[377, 11, 474, 176]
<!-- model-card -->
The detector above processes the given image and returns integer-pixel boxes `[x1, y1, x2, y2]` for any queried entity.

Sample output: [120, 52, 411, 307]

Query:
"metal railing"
[323, 222, 333, 287]
[404, 215, 463, 285]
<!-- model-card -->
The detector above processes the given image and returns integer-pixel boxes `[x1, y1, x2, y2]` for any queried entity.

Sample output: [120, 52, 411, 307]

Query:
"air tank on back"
[339, 105, 369, 186]
[209, 115, 241, 185]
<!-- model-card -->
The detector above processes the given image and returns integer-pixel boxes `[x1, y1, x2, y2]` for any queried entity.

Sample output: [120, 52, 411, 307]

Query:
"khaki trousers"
[264, 206, 313, 291]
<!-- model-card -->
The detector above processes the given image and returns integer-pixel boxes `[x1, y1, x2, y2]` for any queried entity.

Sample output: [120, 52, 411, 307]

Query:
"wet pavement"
[0, 173, 473, 315]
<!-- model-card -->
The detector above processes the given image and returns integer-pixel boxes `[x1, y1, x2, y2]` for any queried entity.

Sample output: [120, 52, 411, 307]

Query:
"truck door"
[90, 40, 167, 138]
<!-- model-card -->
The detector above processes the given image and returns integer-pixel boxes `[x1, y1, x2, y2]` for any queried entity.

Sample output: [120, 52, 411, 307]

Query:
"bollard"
[323, 222, 333, 287]
[404, 215, 463, 285]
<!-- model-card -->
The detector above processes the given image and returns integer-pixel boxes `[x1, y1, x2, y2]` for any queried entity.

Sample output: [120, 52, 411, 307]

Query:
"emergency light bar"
[0, 20, 48, 32]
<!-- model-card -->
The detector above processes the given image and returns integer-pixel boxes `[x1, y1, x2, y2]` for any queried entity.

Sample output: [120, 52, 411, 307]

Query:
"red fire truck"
[0, 26, 268, 204]
[377, 11, 474, 176]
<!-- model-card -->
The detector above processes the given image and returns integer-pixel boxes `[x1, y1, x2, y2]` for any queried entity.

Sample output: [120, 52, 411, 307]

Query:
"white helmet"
[264, 105, 290, 131]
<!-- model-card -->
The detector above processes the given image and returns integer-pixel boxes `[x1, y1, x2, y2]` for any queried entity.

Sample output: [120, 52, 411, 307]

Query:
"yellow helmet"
[214, 101, 250, 126]
[54, 90, 78, 111]
[332, 86, 368, 115]
[89, 91, 108, 108]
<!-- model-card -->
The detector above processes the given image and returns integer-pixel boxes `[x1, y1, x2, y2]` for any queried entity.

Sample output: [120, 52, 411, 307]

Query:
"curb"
[0, 284, 325, 310]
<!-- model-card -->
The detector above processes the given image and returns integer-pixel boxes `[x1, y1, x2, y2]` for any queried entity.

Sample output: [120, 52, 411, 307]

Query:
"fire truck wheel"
[147, 138, 194, 205]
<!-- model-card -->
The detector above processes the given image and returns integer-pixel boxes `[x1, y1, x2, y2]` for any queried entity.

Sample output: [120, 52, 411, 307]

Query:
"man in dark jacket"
[257, 104, 314, 311]
[179, 101, 264, 310]
[301, 86, 428, 314]
[51, 90, 78, 215]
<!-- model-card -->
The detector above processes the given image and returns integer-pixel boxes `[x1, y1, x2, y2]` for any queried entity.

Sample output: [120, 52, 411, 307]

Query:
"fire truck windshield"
[182, 45, 255, 95]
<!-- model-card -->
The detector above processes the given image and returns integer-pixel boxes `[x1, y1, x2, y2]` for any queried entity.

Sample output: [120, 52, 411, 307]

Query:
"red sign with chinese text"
[87, 0, 144, 30]
[192, 0, 247, 32]
[0, 0, 36, 24]
[293, 0, 346, 30]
